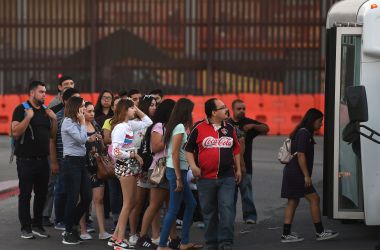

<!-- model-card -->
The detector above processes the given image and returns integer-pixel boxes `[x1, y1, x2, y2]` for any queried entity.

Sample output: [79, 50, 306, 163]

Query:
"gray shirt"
[48, 95, 61, 108]
[61, 117, 87, 157]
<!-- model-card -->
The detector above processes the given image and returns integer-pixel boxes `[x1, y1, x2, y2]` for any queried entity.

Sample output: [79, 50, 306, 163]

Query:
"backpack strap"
[20, 101, 35, 143]
[9, 102, 34, 163]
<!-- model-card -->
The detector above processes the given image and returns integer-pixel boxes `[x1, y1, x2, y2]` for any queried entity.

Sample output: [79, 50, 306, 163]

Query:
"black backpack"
[138, 125, 154, 172]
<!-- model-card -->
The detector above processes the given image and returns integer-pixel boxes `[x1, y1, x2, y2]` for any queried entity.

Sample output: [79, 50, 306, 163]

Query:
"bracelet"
[176, 177, 181, 180]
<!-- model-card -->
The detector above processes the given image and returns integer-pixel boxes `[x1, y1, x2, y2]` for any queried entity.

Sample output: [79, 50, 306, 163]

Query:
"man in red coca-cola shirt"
[185, 98, 241, 250]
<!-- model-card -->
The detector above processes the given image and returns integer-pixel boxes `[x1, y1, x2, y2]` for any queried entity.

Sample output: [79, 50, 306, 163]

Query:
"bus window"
[338, 35, 364, 212]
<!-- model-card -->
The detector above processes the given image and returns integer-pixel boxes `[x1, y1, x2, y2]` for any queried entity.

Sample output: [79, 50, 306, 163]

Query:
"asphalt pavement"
[0, 135, 379, 250]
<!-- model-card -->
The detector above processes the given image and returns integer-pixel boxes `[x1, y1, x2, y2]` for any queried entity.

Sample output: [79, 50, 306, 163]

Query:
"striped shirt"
[55, 108, 65, 159]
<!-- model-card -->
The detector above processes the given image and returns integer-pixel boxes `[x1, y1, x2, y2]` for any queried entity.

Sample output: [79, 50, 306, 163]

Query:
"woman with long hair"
[107, 99, 152, 250]
[103, 96, 121, 145]
[78, 101, 112, 240]
[95, 90, 114, 128]
[129, 95, 158, 245]
[102, 96, 122, 230]
[95, 90, 115, 222]
[136, 99, 180, 248]
[281, 108, 338, 243]
[61, 96, 92, 245]
[158, 98, 202, 250]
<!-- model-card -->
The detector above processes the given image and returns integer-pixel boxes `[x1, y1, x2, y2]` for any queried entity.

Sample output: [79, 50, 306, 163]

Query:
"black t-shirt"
[290, 128, 315, 175]
[228, 117, 262, 174]
[12, 101, 51, 157]
[95, 110, 114, 128]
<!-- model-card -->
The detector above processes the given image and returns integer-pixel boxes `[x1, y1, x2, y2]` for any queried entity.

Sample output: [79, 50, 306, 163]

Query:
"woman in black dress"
[281, 108, 339, 243]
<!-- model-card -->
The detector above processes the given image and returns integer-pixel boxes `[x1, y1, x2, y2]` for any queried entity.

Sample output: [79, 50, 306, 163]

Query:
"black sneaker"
[137, 235, 157, 249]
[21, 229, 35, 239]
[62, 231, 81, 245]
[316, 230, 339, 241]
[42, 217, 54, 227]
[168, 236, 181, 250]
[32, 226, 50, 238]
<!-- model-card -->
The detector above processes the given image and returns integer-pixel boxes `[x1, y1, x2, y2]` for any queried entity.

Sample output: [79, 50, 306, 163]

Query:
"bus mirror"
[346, 86, 368, 122]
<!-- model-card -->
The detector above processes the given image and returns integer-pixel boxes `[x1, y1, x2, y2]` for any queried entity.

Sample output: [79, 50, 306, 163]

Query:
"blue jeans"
[159, 168, 196, 247]
[108, 176, 122, 222]
[62, 156, 92, 232]
[197, 177, 236, 248]
[234, 174, 257, 221]
[54, 159, 67, 224]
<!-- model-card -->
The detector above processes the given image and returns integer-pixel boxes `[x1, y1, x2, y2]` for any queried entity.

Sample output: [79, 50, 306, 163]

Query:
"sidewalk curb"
[0, 180, 19, 200]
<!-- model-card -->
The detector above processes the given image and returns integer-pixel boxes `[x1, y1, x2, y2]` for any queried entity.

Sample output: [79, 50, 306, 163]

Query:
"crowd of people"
[11, 76, 339, 250]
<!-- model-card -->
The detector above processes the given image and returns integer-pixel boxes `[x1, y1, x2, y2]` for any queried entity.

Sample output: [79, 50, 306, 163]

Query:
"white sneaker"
[316, 229, 339, 241]
[129, 234, 139, 246]
[99, 231, 113, 240]
[151, 237, 160, 245]
[80, 233, 93, 240]
[245, 219, 256, 224]
[281, 232, 304, 243]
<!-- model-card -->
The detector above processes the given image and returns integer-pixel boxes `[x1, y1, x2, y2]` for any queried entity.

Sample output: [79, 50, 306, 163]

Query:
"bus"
[324, 0, 380, 225]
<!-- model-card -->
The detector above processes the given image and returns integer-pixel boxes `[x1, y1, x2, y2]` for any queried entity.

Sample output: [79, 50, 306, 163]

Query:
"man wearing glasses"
[228, 99, 269, 225]
[185, 98, 242, 250]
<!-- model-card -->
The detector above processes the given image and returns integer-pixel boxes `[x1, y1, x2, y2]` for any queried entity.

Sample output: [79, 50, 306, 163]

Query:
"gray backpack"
[277, 128, 310, 164]
[277, 138, 296, 164]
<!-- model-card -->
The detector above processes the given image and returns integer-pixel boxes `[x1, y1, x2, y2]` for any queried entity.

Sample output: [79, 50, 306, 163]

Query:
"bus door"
[325, 27, 364, 220]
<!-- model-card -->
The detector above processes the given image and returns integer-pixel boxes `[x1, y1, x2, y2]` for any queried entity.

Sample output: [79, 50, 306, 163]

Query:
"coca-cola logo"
[202, 136, 233, 148]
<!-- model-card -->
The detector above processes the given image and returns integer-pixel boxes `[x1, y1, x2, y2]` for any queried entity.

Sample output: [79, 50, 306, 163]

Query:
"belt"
[17, 156, 47, 160]
[64, 155, 86, 159]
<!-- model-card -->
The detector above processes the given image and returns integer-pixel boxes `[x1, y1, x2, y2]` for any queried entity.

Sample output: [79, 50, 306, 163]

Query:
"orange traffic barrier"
[0, 93, 327, 135]
[80, 93, 94, 104]
[91, 93, 100, 104]
[0, 95, 22, 135]
[187, 95, 205, 122]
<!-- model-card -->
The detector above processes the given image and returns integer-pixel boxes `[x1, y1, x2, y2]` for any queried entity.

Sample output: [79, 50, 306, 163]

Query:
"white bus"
[324, 0, 380, 225]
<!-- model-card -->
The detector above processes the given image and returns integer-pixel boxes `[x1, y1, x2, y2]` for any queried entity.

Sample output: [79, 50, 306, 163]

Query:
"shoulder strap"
[22, 101, 31, 110]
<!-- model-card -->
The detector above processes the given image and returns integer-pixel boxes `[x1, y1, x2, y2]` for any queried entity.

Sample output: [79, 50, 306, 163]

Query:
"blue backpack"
[9, 102, 47, 163]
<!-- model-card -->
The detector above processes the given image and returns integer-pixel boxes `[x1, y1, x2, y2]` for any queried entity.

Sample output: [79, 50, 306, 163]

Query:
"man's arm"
[49, 138, 59, 174]
[11, 108, 34, 138]
[234, 153, 242, 184]
[242, 122, 269, 134]
[186, 152, 201, 177]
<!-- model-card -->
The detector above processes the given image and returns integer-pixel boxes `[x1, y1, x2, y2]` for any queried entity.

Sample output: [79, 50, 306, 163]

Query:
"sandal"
[180, 243, 204, 250]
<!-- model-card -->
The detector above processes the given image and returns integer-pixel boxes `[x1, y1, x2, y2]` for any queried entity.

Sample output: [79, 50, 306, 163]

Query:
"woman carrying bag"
[281, 108, 339, 243]
[157, 98, 202, 250]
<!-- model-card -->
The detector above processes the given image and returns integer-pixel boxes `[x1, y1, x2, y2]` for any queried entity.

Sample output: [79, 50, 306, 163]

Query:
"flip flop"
[180, 243, 204, 250]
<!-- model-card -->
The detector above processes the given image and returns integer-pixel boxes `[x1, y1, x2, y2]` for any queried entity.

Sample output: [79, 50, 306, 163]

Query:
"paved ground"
[0, 135, 379, 249]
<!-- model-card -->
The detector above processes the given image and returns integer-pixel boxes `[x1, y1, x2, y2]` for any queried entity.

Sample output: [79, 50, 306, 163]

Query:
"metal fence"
[0, 0, 339, 95]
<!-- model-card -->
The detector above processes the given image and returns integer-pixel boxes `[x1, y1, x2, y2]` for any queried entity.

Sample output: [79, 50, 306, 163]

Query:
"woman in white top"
[129, 95, 157, 245]
[108, 99, 152, 250]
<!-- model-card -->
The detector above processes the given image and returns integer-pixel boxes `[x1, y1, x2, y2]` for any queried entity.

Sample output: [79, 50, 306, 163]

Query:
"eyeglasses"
[102, 96, 112, 101]
[215, 105, 227, 111]
[236, 107, 246, 111]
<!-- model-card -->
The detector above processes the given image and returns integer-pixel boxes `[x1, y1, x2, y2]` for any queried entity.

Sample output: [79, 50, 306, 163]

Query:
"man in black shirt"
[12, 81, 57, 239]
[228, 99, 269, 224]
